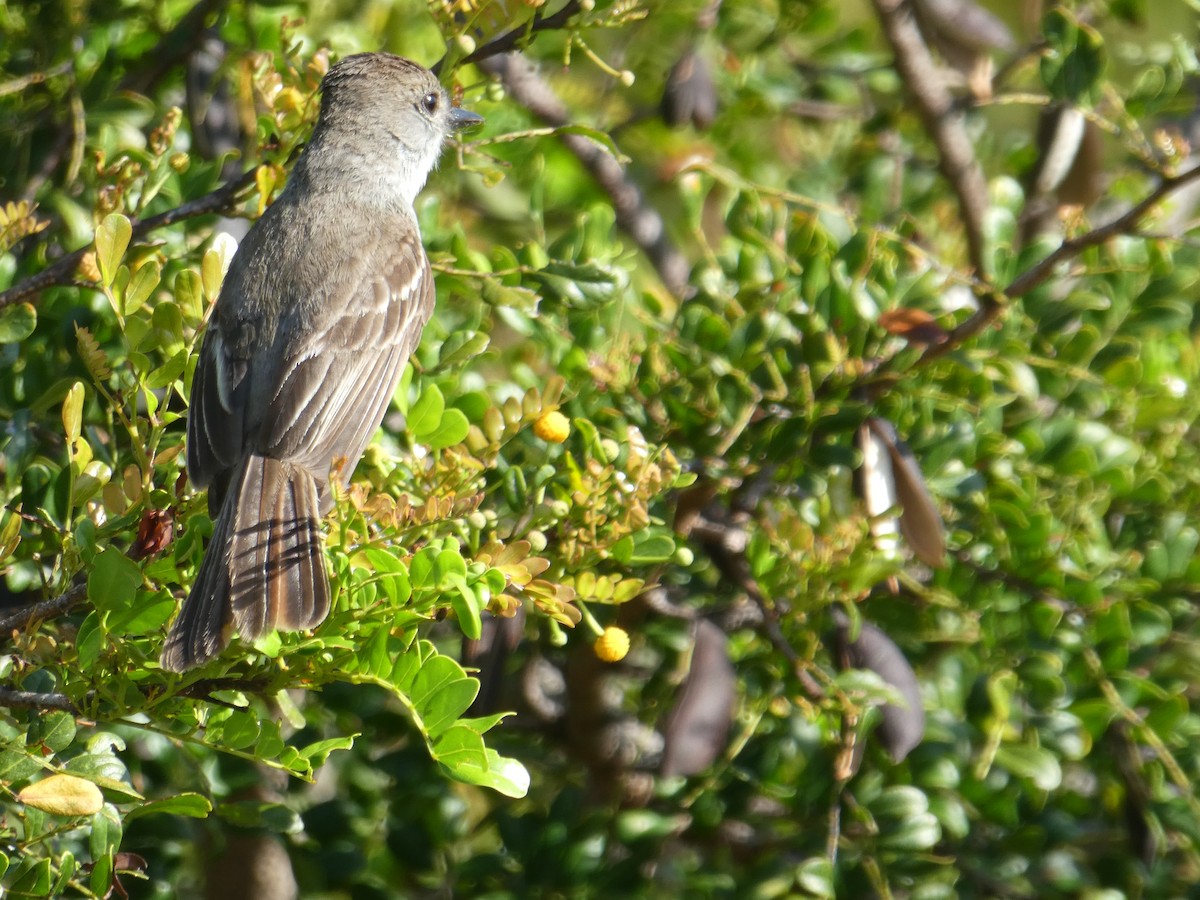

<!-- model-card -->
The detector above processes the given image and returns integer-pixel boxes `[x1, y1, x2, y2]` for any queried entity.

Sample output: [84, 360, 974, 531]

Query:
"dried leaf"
[878, 308, 949, 346]
[75, 324, 111, 381]
[131, 508, 174, 560]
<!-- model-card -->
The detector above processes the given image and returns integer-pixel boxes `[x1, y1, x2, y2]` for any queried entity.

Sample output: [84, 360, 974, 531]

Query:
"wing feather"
[258, 231, 433, 482]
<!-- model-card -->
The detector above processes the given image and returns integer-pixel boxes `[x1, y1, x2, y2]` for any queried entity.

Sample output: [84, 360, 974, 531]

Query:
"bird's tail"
[160, 456, 331, 672]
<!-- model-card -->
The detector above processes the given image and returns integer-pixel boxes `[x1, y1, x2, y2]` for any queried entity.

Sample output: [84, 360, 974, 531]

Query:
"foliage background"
[2, 0, 1200, 897]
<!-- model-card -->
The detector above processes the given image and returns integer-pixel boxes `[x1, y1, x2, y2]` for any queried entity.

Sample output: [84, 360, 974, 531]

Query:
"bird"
[160, 52, 482, 671]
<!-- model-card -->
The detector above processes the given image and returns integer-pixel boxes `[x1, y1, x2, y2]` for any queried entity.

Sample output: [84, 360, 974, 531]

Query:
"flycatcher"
[160, 52, 482, 671]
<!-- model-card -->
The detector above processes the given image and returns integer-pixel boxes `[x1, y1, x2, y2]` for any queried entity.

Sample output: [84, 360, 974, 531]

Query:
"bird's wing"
[186, 311, 246, 493]
[254, 226, 434, 487]
[186, 221, 434, 504]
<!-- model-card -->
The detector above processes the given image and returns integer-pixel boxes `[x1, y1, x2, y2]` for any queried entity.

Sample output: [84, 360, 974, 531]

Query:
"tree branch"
[911, 161, 1200, 366]
[477, 53, 692, 298]
[0, 165, 259, 311]
[869, 0, 990, 278]
[433, 0, 583, 75]
[1006, 162, 1200, 299]
[0, 687, 80, 713]
[0, 583, 88, 635]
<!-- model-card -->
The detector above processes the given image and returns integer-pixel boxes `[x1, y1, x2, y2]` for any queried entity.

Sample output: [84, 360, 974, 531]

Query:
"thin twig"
[0, 165, 259, 311]
[1006, 163, 1200, 299]
[912, 161, 1200, 366]
[477, 53, 692, 297]
[869, 0, 990, 278]
[433, 0, 584, 75]
[0, 583, 88, 634]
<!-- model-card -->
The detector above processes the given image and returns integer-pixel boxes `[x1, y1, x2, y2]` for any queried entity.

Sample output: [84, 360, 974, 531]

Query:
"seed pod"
[832, 607, 925, 763]
[661, 49, 718, 130]
[863, 418, 947, 568]
[661, 619, 736, 777]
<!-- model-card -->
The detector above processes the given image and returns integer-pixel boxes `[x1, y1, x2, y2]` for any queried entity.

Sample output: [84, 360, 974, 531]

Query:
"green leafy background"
[2, 0, 1200, 896]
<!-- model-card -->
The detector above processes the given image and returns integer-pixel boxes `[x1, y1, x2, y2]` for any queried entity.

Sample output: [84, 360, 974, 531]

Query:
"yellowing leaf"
[62, 381, 84, 445]
[18, 774, 105, 817]
[124, 260, 161, 317]
[95, 213, 132, 288]
[201, 233, 238, 301]
[175, 269, 204, 322]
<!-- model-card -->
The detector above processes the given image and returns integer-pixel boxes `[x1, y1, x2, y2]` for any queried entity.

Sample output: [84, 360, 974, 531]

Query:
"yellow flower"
[594, 626, 630, 663]
[534, 410, 570, 444]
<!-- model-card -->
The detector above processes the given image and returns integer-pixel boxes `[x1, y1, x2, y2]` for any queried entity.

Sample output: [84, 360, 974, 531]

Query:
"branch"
[477, 53, 692, 298]
[1006, 163, 1200, 299]
[909, 161, 1200, 367]
[118, 0, 232, 97]
[433, 0, 583, 75]
[0, 165, 259, 311]
[0, 583, 88, 634]
[0, 688, 80, 713]
[869, 0, 990, 278]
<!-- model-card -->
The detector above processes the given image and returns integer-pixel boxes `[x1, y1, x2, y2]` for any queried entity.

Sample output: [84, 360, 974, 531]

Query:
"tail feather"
[160, 455, 331, 672]
[160, 491, 236, 672]
[229, 456, 329, 637]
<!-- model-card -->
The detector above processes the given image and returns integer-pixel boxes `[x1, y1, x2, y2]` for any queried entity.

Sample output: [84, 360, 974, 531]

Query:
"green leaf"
[9, 858, 53, 896]
[795, 857, 836, 898]
[409, 383, 446, 439]
[175, 269, 204, 322]
[76, 612, 104, 668]
[410, 655, 479, 737]
[0, 302, 37, 343]
[61, 381, 84, 446]
[28, 711, 76, 754]
[89, 803, 122, 865]
[879, 811, 942, 852]
[426, 407, 470, 450]
[95, 213, 132, 287]
[218, 711, 260, 751]
[87, 547, 142, 614]
[434, 548, 468, 587]
[446, 747, 530, 799]
[994, 744, 1063, 791]
[437, 330, 490, 369]
[298, 735, 355, 767]
[217, 800, 303, 833]
[124, 793, 212, 822]
[1041, 8, 1107, 104]
[359, 547, 413, 605]
[450, 574, 483, 640]
[124, 260, 161, 316]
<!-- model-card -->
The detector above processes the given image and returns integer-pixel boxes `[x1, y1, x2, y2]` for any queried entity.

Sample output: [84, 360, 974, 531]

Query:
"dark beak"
[450, 106, 484, 131]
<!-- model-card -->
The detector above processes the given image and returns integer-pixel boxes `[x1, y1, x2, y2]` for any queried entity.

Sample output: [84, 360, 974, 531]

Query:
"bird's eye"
[422, 92, 439, 114]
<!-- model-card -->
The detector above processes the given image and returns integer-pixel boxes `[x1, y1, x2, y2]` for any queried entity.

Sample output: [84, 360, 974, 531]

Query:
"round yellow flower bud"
[594, 626, 630, 663]
[533, 410, 570, 444]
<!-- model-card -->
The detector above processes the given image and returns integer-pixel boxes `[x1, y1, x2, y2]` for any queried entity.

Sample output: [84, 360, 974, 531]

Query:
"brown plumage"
[161, 54, 481, 671]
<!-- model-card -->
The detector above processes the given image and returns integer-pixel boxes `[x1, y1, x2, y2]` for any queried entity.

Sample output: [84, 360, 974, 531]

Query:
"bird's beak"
[450, 106, 484, 131]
